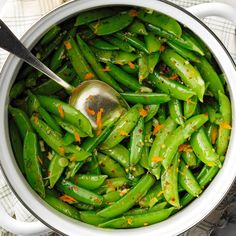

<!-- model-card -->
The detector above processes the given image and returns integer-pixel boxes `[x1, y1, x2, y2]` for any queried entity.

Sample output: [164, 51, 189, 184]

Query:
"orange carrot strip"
[58, 104, 64, 119]
[84, 72, 95, 80]
[64, 41, 72, 50]
[59, 194, 77, 204]
[153, 124, 165, 135]
[85, 106, 96, 116]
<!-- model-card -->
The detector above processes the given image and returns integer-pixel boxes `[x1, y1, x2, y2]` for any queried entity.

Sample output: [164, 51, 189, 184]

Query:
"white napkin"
[0, 0, 235, 235]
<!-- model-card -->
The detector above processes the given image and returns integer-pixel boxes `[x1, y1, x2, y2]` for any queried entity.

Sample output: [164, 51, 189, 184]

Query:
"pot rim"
[1, 0, 236, 235]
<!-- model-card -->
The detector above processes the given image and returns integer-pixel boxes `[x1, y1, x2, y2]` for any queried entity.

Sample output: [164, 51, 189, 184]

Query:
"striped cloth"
[0, 0, 236, 235]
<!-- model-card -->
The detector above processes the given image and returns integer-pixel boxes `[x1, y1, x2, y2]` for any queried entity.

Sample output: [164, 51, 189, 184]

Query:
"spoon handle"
[0, 20, 74, 93]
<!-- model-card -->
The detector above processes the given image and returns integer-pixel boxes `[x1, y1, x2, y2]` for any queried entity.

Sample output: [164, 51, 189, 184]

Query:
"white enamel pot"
[0, 0, 236, 235]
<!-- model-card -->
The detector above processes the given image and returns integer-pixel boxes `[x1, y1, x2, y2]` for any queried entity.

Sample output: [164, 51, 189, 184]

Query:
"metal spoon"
[0, 20, 128, 128]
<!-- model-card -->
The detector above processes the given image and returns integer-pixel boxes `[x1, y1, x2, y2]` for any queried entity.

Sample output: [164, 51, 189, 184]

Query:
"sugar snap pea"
[183, 96, 198, 119]
[10, 80, 25, 99]
[37, 95, 93, 137]
[147, 52, 160, 73]
[99, 207, 174, 228]
[40, 25, 61, 46]
[121, 92, 170, 105]
[138, 52, 149, 83]
[88, 38, 119, 50]
[80, 211, 107, 226]
[144, 105, 160, 122]
[182, 151, 198, 168]
[100, 104, 142, 150]
[128, 19, 148, 35]
[97, 174, 155, 218]
[145, 32, 161, 53]
[89, 12, 133, 35]
[161, 48, 205, 101]
[168, 98, 184, 126]
[23, 131, 45, 198]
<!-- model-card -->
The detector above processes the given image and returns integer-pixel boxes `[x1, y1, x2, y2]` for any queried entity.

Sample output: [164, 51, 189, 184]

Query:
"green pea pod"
[167, 41, 200, 63]
[9, 106, 33, 139]
[125, 202, 168, 216]
[48, 153, 67, 188]
[196, 57, 224, 99]
[216, 91, 231, 156]
[53, 115, 87, 138]
[100, 104, 142, 150]
[82, 126, 111, 152]
[80, 211, 107, 226]
[92, 47, 139, 65]
[44, 193, 80, 220]
[88, 38, 119, 50]
[23, 131, 45, 198]
[73, 201, 95, 211]
[76, 36, 123, 92]
[179, 160, 202, 196]
[107, 63, 141, 91]
[138, 10, 182, 37]
[182, 151, 198, 167]
[71, 174, 107, 190]
[33, 65, 75, 95]
[115, 32, 149, 54]
[64, 37, 97, 82]
[75, 8, 115, 26]
[130, 117, 145, 167]
[147, 52, 160, 73]
[148, 117, 177, 168]
[89, 12, 133, 35]
[62, 132, 75, 146]
[128, 19, 148, 35]
[157, 104, 167, 124]
[10, 80, 25, 99]
[121, 93, 170, 105]
[161, 152, 180, 208]
[121, 64, 139, 74]
[39, 107, 62, 134]
[145, 105, 160, 122]
[139, 182, 164, 208]
[138, 52, 149, 83]
[97, 174, 155, 218]
[145, 32, 161, 53]
[101, 144, 129, 169]
[149, 71, 196, 101]
[183, 96, 198, 119]
[56, 179, 103, 206]
[99, 207, 174, 228]
[30, 115, 91, 161]
[9, 119, 25, 174]
[103, 35, 135, 52]
[50, 43, 65, 71]
[37, 95, 93, 137]
[205, 123, 218, 145]
[161, 114, 208, 170]
[97, 153, 126, 178]
[161, 48, 205, 101]
[168, 98, 184, 126]
[40, 25, 61, 46]
[78, 28, 95, 40]
[191, 127, 221, 167]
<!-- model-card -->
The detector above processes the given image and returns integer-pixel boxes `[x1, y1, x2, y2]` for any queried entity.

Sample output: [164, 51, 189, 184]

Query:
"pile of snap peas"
[9, 6, 232, 229]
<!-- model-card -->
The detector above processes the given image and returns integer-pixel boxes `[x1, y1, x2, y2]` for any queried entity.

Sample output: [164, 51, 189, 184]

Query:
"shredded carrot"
[58, 104, 64, 119]
[106, 179, 113, 189]
[58, 146, 65, 156]
[178, 144, 193, 152]
[159, 45, 166, 52]
[167, 75, 178, 80]
[220, 122, 232, 130]
[96, 108, 104, 136]
[128, 9, 139, 17]
[85, 106, 96, 116]
[153, 124, 165, 135]
[211, 127, 218, 145]
[119, 130, 129, 137]
[139, 108, 148, 118]
[152, 156, 164, 163]
[101, 66, 111, 72]
[128, 61, 135, 69]
[127, 218, 133, 225]
[37, 156, 43, 165]
[74, 131, 81, 143]
[59, 194, 77, 204]
[84, 72, 94, 80]
[64, 41, 72, 50]
[69, 155, 77, 162]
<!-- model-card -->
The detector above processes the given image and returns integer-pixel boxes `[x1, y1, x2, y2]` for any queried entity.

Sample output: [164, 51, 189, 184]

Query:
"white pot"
[0, 0, 236, 235]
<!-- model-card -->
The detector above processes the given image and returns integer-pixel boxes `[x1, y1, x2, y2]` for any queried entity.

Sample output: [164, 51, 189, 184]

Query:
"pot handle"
[187, 2, 236, 24]
[0, 200, 51, 235]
